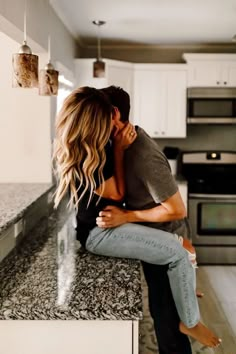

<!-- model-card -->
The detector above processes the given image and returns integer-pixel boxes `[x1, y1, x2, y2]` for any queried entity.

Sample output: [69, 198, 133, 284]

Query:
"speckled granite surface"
[0, 205, 142, 320]
[0, 183, 53, 234]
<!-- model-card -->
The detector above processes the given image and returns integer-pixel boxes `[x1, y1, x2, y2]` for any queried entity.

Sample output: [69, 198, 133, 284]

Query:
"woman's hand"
[96, 205, 128, 228]
[113, 123, 137, 150]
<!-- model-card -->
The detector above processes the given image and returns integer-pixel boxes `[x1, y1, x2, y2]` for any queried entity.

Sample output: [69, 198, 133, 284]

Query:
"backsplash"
[154, 125, 236, 152]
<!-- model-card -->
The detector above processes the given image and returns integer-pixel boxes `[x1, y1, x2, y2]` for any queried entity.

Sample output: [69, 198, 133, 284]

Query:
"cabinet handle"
[154, 131, 159, 135]
[224, 81, 227, 85]
[216, 81, 220, 85]
[161, 131, 165, 135]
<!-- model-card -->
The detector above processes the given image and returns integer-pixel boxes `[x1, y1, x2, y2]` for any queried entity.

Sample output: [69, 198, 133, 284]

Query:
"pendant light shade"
[93, 60, 106, 78]
[38, 1, 59, 96]
[12, 44, 38, 88]
[39, 61, 59, 96]
[92, 20, 106, 78]
[12, 1, 38, 88]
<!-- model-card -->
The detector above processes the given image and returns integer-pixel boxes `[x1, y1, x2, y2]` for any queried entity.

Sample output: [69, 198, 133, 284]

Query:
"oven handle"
[189, 193, 236, 199]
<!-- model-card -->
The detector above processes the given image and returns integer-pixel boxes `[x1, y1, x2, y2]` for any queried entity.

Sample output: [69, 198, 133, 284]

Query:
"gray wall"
[155, 125, 236, 152]
[78, 43, 236, 63]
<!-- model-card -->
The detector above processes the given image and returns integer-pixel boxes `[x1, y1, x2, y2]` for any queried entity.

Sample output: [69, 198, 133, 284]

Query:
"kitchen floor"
[139, 266, 236, 354]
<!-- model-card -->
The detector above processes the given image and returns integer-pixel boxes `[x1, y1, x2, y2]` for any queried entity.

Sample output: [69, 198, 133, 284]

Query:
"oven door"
[188, 194, 236, 245]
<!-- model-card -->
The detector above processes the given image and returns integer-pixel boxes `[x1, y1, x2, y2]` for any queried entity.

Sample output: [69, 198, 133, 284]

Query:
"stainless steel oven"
[181, 151, 236, 264]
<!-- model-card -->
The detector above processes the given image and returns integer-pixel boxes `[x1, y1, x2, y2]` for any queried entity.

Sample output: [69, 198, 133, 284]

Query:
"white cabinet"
[133, 64, 187, 138]
[183, 54, 236, 87]
[75, 60, 187, 138]
[0, 320, 139, 354]
[222, 63, 236, 86]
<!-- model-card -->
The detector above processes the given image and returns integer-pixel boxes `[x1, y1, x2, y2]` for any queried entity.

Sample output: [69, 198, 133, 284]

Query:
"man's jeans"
[142, 262, 192, 354]
[86, 222, 200, 329]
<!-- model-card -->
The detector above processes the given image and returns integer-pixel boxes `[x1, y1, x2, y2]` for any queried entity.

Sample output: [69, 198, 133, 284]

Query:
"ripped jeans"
[86, 222, 200, 328]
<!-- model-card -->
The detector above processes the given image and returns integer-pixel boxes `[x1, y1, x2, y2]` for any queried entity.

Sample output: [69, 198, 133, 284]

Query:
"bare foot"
[179, 321, 222, 348]
[182, 238, 195, 254]
[196, 290, 204, 298]
[181, 239, 198, 267]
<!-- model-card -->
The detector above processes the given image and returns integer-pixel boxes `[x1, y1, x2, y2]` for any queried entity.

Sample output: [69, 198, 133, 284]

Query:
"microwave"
[187, 87, 236, 124]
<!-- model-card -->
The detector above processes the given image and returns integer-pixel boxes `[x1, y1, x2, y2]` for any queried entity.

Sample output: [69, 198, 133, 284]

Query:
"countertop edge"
[0, 184, 55, 236]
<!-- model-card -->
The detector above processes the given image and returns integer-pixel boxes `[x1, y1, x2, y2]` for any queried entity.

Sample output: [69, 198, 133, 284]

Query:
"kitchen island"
[0, 204, 142, 354]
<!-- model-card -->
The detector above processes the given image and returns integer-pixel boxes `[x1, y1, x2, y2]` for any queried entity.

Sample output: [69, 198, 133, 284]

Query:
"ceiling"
[50, 0, 236, 47]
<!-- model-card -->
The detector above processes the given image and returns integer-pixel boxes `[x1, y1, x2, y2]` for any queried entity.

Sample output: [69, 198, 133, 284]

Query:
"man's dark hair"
[100, 86, 130, 122]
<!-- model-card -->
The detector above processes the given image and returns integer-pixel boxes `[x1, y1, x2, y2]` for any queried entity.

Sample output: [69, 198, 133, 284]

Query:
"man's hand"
[96, 205, 128, 228]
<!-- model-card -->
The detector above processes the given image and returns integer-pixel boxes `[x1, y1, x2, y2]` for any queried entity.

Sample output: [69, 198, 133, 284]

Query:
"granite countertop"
[0, 183, 53, 234]
[0, 204, 142, 320]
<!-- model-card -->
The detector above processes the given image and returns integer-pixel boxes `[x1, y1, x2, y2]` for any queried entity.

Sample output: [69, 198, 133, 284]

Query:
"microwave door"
[187, 98, 236, 124]
[187, 87, 236, 124]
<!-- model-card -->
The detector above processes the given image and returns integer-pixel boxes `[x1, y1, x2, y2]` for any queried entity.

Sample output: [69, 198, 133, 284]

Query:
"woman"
[53, 86, 221, 348]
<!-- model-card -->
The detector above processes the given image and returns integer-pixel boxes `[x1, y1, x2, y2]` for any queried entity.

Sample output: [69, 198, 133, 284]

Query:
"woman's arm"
[95, 123, 136, 201]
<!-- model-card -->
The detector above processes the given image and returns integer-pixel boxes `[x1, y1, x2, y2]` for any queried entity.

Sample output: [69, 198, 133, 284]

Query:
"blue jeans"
[86, 223, 200, 328]
[142, 262, 192, 354]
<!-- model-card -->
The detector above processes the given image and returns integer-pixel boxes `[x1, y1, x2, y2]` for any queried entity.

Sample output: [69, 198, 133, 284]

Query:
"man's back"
[124, 126, 187, 236]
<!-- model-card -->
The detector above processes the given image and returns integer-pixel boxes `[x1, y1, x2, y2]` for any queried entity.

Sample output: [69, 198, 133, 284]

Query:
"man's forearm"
[126, 204, 186, 223]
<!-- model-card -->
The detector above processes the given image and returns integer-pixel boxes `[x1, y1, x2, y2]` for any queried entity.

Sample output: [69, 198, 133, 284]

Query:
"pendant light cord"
[47, 0, 51, 62]
[24, 0, 27, 43]
[93, 21, 106, 62]
[97, 25, 101, 60]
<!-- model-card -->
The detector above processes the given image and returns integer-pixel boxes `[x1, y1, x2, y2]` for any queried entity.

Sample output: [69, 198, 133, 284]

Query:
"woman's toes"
[213, 337, 222, 347]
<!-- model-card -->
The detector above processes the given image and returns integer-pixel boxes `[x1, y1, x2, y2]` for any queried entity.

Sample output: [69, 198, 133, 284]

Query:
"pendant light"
[93, 20, 106, 78]
[39, 0, 59, 96]
[12, 0, 38, 88]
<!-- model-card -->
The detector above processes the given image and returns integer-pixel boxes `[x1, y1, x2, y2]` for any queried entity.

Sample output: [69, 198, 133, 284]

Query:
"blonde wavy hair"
[53, 86, 114, 210]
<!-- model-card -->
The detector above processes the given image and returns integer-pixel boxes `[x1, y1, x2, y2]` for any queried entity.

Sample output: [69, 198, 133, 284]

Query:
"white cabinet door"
[164, 71, 187, 138]
[133, 67, 187, 138]
[187, 63, 222, 87]
[223, 62, 236, 86]
[106, 63, 134, 122]
[0, 320, 137, 354]
[133, 69, 165, 138]
[107, 64, 133, 96]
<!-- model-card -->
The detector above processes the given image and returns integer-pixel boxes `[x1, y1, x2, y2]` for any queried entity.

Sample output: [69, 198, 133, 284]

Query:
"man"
[98, 86, 193, 354]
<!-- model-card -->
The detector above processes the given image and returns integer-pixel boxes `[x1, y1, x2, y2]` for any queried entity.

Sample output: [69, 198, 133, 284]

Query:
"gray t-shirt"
[124, 126, 187, 236]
